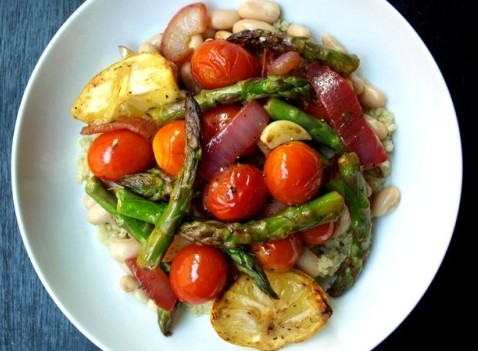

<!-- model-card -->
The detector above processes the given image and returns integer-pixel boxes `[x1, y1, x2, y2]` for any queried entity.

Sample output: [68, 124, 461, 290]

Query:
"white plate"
[12, 0, 462, 350]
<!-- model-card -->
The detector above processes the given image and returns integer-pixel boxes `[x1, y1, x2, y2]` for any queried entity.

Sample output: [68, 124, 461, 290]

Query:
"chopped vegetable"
[71, 52, 180, 125]
[211, 270, 332, 351]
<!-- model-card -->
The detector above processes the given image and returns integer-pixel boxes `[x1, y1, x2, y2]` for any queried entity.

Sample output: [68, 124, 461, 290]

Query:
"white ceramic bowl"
[12, 0, 462, 350]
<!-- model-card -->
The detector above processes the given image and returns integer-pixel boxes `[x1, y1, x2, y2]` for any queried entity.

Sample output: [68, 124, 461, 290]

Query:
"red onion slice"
[199, 101, 269, 180]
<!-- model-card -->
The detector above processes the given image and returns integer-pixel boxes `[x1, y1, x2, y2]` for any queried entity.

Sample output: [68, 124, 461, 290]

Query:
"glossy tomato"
[190, 40, 259, 89]
[203, 163, 268, 222]
[152, 119, 185, 176]
[87, 129, 154, 181]
[264, 141, 323, 205]
[251, 235, 303, 273]
[299, 221, 337, 246]
[169, 243, 229, 305]
[126, 256, 178, 311]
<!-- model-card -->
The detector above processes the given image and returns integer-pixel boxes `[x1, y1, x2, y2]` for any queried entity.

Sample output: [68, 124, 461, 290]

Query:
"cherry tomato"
[264, 141, 323, 206]
[251, 235, 303, 273]
[203, 163, 268, 222]
[191, 40, 260, 89]
[299, 221, 337, 246]
[152, 119, 186, 176]
[170, 243, 229, 305]
[87, 129, 154, 181]
[126, 256, 178, 311]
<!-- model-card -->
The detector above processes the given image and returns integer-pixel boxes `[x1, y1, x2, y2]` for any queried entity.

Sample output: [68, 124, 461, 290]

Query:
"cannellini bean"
[364, 114, 388, 140]
[350, 73, 365, 96]
[188, 34, 204, 50]
[371, 186, 401, 217]
[145, 32, 163, 50]
[180, 61, 202, 94]
[286, 23, 311, 38]
[321, 33, 346, 52]
[147, 299, 158, 311]
[214, 30, 233, 40]
[83, 195, 95, 209]
[110, 237, 142, 262]
[238, 0, 281, 24]
[359, 84, 387, 109]
[87, 202, 112, 225]
[233, 19, 278, 33]
[119, 275, 140, 292]
[296, 247, 322, 278]
[133, 288, 150, 304]
[210, 10, 241, 30]
[138, 42, 159, 54]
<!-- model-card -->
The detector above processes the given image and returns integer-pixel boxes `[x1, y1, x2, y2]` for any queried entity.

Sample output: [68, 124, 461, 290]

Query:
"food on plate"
[73, 1, 400, 349]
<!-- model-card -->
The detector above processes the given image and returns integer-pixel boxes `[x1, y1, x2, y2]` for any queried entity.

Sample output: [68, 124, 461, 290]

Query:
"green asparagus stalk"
[223, 248, 278, 299]
[178, 191, 345, 248]
[326, 152, 372, 296]
[114, 188, 166, 224]
[263, 97, 344, 153]
[157, 304, 182, 336]
[227, 29, 360, 76]
[147, 75, 311, 125]
[85, 177, 152, 244]
[117, 168, 176, 202]
[137, 93, 202, 269]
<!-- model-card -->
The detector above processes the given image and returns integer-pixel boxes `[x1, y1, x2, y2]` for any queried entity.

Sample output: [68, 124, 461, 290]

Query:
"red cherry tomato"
[126, 256, 178, 311]
[152, 119, 186, 176]
[264, 141, 323, 206]
[299, 221, 337, 246]
[87, 129, 154, 181]
[203, 163, 268, 222]
[191, 40, 260, 89]
[251, 235, 303, 273]
[169, 243, 229, 305]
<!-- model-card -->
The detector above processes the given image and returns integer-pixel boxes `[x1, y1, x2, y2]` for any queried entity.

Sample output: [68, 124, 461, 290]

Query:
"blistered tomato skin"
[169, 244, 229, 305]
[87, 129, 154, 181]
[251, 235, 303, 273]
[264, 141, 323, 206]
[152, 119, 186, 176]
[191, 40, 260, 89]
[299, 221, 337, 246]
[203, 164, 269, 222]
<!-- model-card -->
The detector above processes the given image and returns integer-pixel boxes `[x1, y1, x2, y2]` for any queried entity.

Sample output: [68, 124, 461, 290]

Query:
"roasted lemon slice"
[211, 269, 332, 351]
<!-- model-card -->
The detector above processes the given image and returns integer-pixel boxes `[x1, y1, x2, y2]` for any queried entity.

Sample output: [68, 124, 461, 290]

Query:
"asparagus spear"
[85, 176, 152, 244]
[114, 188, 166, 224]
[147, 75, 311, 125]
[178, 191, 345, 248]
[263, 97, 344, 153]
[227, 29, 360, 76]
[223, 248, 278, 299]
[137, 93, 202, 269]
[117, 168, 176, 202]
[326, 152, 372, 296]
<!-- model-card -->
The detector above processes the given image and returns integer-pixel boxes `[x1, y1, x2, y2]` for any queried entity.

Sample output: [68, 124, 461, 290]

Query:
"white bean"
[180, 61, 202, 94]
[110, 237, 141, 262]
[238, 0, 281, 24]
[147, 299, 158, 311]
[371, 186, 401, 217]
[295, 247, 322, 278]
[138, 42, 159, 54]
[87, 202, 112, 225]
[210, 10, 241, 30]
[233, 19, 278, 33]
[214, 30, 233, 40]
[119, 275, 140, 292]
[321, 33, 346, 52]
[286, 23, 311, 38]
[83, 195, 95, 209]
[188, 34, 204, 50]
[364, 114, 388, 140]
[359, 84, 387, 109]
[145, 32, 163, 50]
[350, 73, 365, 96]
[133, 288, 150, 304]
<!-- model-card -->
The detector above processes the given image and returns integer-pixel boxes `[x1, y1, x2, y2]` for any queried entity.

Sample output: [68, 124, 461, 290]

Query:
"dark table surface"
[1, 0, 473, 350]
